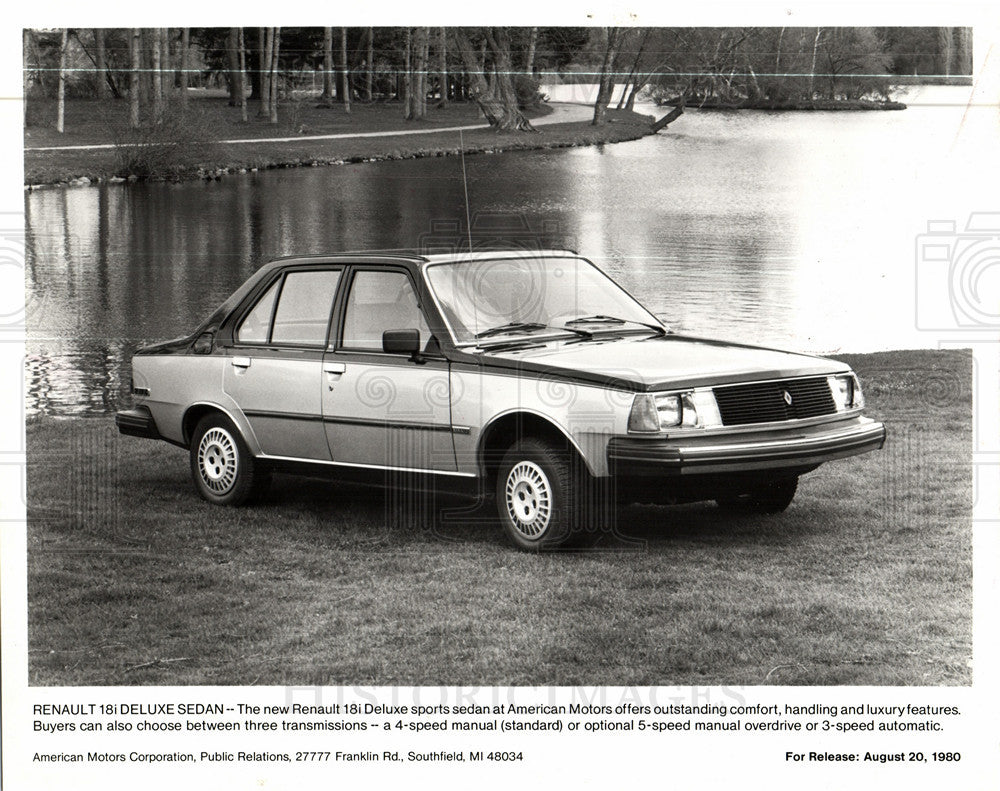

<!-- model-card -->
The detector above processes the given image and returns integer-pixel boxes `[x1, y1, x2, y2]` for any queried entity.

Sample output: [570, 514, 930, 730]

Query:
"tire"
[189, 413, 270, 506]
[495, 439, 583, 551]
[716, 477, 798, 515]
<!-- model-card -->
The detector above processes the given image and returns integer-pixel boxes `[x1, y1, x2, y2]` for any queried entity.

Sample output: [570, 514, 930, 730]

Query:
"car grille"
[712, 377, 836, 426]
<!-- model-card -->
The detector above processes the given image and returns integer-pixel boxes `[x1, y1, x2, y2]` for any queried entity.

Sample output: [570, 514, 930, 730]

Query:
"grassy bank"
[24, 97, 655, 186]
[26, 349, 971, 686]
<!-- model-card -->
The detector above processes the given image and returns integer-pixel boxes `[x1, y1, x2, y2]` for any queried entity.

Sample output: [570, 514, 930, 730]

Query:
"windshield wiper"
[474, 322, 548, 339]
[565, 315, 669, 335]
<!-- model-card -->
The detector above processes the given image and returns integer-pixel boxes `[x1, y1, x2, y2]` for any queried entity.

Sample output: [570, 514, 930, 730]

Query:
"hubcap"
[198, 427, 238, 494]
[504, 461, 552, 539]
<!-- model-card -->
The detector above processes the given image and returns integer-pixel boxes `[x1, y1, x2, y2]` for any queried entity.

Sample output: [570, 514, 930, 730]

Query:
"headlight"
[628, 391, 722, 433]
[828, 373, 865, 411]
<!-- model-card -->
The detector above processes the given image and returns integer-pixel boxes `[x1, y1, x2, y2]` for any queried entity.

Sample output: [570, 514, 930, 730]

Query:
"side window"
[341, 270, 429, 352]
[236, 279, 280, 344]
[271, 270, 342, 346]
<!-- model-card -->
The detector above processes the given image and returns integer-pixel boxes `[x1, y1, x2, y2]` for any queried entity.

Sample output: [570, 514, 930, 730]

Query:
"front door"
[322, 268, 456, 473]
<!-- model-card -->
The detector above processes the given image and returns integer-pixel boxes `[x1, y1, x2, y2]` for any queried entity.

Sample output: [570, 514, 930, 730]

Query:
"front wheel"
[716, 477, 798, 515]
[190, 414, 270, 506]
[495, 439, 584, 551]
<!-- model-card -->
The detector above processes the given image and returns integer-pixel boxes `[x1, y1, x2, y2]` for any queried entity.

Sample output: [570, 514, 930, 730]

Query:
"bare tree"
[260, 27, 273, 118]
[524, 26, 539, 76]
[593, 27, 624, 125]
[808, 27, 823, 98]
[322, 27, 334, 101]
[129, 28, 141, 128]
[451, 28, 534, 131]
[151, 28, 164, 122]
[403, 28, 412, 118]
[93, 28, 108, 100]
[438, 27, 448, 105]
[56, 28, 69, 133]
[365, 27, 374, 101]
[340, 27, 351, 114]
[226, 28, 243, 106]
[179, 28, 190, 111]
[237, 27, 247, 122]
[268, 28, 281, 123]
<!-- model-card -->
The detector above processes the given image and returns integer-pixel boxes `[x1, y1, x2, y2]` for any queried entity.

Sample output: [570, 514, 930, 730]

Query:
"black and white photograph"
[3, 5, 999, 789]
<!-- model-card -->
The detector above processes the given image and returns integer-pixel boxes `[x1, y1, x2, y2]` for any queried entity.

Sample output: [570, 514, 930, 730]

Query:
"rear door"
[322, 267, 457, 473]
[224, 267, 343, 460]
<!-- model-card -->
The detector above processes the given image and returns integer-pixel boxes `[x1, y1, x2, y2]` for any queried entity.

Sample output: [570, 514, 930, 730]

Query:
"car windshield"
[425, 256, 664, 346]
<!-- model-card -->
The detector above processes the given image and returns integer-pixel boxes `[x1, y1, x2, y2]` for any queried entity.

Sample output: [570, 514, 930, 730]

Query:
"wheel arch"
[181, 402, 258, 453]
[477, 410, 597, 483]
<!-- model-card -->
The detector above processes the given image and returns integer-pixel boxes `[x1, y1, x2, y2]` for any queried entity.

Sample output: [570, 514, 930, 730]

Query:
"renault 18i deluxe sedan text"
[116, 249, 886, 550]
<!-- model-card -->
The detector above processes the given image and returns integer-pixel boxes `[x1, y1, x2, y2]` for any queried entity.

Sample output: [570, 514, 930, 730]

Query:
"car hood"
[473, 333, 849, 391]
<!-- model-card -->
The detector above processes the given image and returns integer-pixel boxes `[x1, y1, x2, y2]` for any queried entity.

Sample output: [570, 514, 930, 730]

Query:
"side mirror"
[193, 332, 214, 354]
[382, 328, 424, 363]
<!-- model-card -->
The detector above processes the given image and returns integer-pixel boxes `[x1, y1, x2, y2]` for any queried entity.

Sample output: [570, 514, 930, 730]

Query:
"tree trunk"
[151, 28, 163, 122]
[226, 28, 242, 105]
[524, 27, 538, 77]
[179, 28, 190, 109]
[162, 29, 173, 96]
[593, 27, 623, 125]
[260, 27, 272, 117]
[322, 27, 333, 100]
[410, 27, 429, 119]
[438, 27, 448, 104]
[937, 27, 954, 77]
[237, 27, 247, 122]
[340, 27, 351, 113]
[403, 28, 412, 118]
[129, 29, 141, 128]
[365, 27, 374, 101]
[452, 28, 534, 131]
[269, 28, 281, 123]
[56, 28, 68, 133]
[650, 101, 683, 132]
[93, 28, 108, 100]
[808, 27, 822, 99]
[617, 29, 649, 109]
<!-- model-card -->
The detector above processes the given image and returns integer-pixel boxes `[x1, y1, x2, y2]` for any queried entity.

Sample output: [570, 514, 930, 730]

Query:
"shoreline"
[24, 105, 658, 189]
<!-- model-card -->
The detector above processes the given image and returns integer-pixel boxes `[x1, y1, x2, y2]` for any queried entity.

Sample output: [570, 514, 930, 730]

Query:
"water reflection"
[25, 85, 996, 416]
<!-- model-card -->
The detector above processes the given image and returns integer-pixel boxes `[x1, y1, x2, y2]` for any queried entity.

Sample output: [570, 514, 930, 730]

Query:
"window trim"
[335, 266, 431, 356]
[233, 266, 344, 350]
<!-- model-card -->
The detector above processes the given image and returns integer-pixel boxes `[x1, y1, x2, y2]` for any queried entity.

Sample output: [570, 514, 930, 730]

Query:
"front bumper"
[115, 406, 162, 440]
[607, 416, 887, 477]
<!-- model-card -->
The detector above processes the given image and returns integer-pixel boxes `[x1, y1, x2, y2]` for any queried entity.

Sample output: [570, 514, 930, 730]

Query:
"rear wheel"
[190, 414, 270, 506]
[495, 439, 581, 551]
[716, 477, 798, 515]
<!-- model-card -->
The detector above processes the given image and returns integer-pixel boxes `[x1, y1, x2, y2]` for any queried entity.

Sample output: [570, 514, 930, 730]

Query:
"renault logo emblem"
[783, 390, 793, 406]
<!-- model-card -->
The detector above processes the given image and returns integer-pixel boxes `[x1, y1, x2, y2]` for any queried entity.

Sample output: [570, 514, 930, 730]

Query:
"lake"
[24, 85, 995, 416]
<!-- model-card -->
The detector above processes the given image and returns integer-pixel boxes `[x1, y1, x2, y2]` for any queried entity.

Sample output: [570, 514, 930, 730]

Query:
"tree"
[179, 28, 190, 111]
[226, 28, 243, 106]
[321, 27, 333, 101]
[151, 28, 164, 123]
[592, 27, 623, 125]
[93, 28, 108, 100]
[451, 28, 534, 131]
[365, 27, 374, 101]
[129, 28, 140, 128]
[340, 27, 351, 114]
[56, 28, 68, 133]
[237, 28, 247, 122]
[438, 27, 448, 105]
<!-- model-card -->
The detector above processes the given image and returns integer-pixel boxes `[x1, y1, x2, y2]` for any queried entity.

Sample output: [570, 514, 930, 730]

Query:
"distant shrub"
[514, 75, 545, 109]
[107, 103, 216, 178]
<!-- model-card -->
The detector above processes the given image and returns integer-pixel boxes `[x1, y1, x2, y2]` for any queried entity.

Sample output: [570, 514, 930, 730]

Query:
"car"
[116, 249, 886, 550]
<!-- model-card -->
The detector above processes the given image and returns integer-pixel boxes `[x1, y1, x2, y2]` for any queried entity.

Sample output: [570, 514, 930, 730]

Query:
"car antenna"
[459, 129, 473, 253]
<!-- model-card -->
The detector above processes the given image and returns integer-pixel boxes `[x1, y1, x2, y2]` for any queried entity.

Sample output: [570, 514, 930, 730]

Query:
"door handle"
[231, 356, 251, 369]
[323, 363, 346, 374]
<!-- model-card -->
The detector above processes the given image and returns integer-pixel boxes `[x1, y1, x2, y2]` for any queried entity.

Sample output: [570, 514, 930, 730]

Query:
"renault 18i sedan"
[116, 249, 886, 550]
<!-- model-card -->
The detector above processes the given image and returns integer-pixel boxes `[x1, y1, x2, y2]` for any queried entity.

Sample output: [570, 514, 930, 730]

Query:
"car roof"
[267, 248, 580, 267]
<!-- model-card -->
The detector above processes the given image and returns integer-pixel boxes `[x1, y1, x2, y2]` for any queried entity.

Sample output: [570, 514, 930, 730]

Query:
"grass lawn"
[26, 349, 972, 686]
[24, 96, 653, 185]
